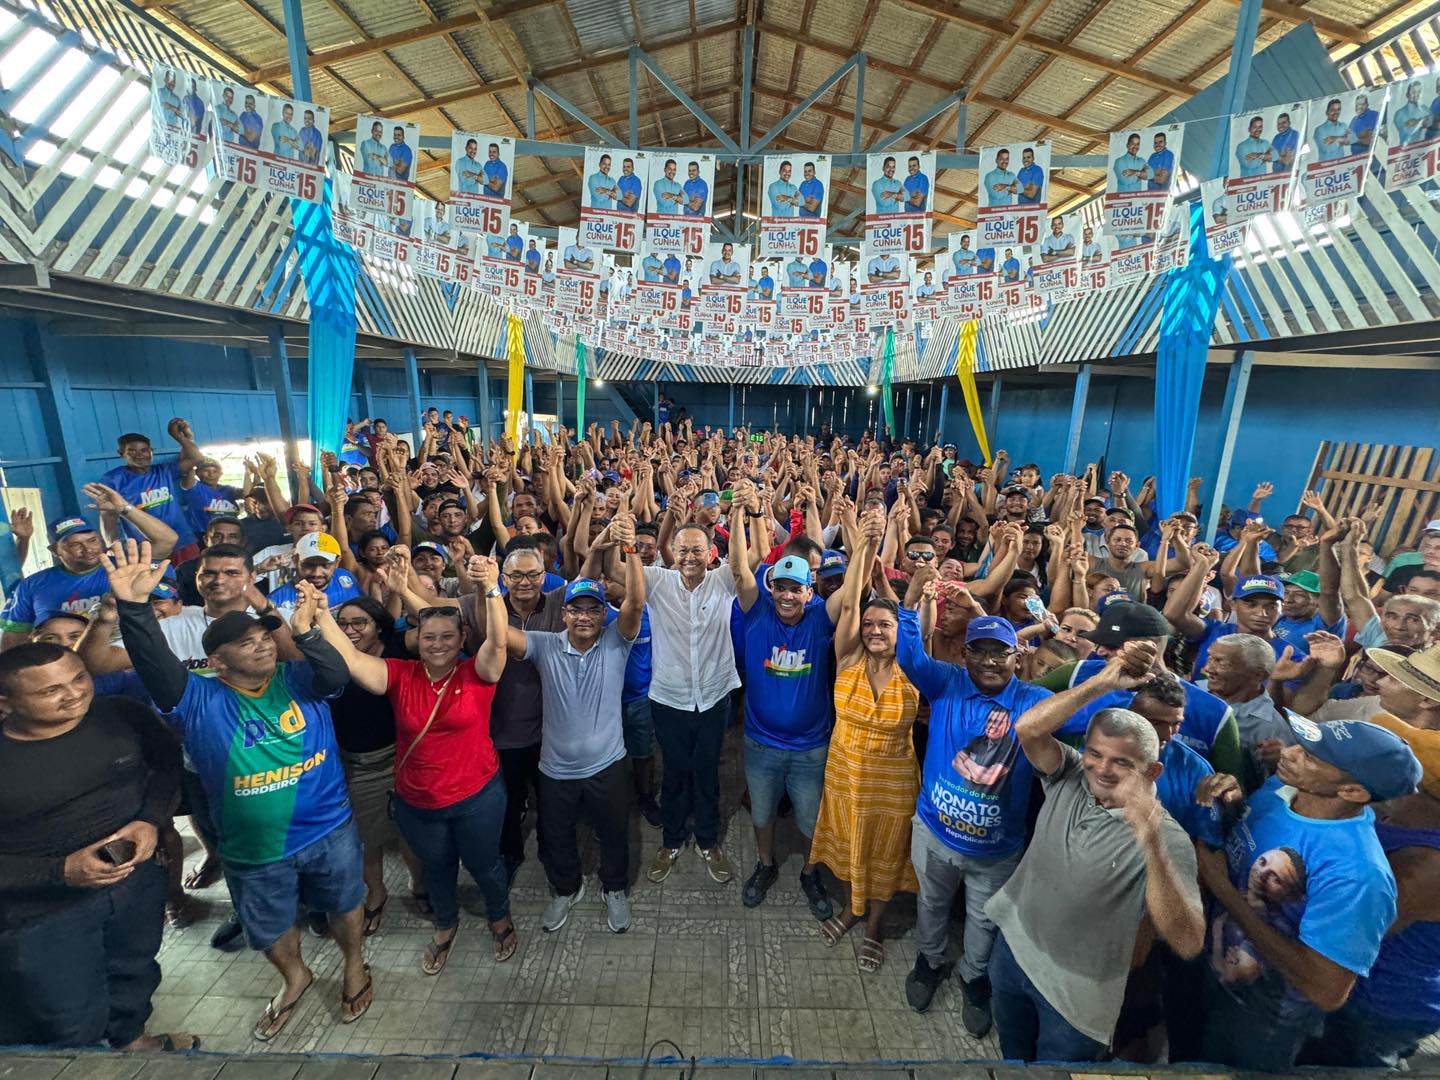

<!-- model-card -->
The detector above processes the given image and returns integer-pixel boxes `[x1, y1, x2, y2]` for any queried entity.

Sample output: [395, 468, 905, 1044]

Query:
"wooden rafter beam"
[1217, 0, 1370, 43]
[964, 0, 1056, 103]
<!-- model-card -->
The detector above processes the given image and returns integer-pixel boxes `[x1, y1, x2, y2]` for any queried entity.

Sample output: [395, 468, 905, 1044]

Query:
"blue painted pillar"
[281, 0, 313, 99]
[935, 381, 950, 445]
[268, 326, 300, 503]
[554, 373, 564, 430]
[21, 318, 82, 517]
[357, 361, 376, 425]
[1205, 350, 1254, 542]
[524, 368, 536, 437]
[728, 383, 735, 432]
[903, 386, 914, 441]
[653, 383, 661, 428]
[802, 387, 811, 434]
[403, 348, 422, 436]
[476, 362, 493, 446]
[1062, 363, 1092, 476]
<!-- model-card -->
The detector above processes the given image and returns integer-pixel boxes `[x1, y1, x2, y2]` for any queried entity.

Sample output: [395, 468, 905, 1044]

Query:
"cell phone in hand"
[97, 838, 136, 866]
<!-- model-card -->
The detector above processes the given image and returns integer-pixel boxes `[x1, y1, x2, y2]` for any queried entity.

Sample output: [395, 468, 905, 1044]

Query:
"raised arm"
[1333, 519, 1379, 631]
[829, 507, 883, 632]
[103, 542, 186, 712]
[729, 480, 759, 612]
[167, 416, 204, 473]
[1016, 644, 1155, 775]
[85, 483, 178, 560]
[1117, 769, 1204, 959]
[466, 555, 508, 683]
[307, 583, 390, 695]
[1163, 543, 1219, 640]
[613, 513, 645, 641]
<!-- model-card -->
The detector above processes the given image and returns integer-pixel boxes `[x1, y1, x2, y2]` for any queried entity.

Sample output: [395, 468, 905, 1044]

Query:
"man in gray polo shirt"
[985, 642, 1205, 1061]
[505, 519, 645, 935]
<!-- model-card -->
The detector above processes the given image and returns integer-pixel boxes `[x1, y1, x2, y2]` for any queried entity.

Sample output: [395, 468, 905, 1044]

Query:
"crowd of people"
[1, 406, 1438, 1069]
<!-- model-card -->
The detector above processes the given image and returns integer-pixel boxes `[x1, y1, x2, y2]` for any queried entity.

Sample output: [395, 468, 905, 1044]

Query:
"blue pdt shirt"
[1190, 620, 1309, 675]
[0, 564, 111, 633]
[389, 142, 414, 181]
[871, 176, 904, 213]
[586, 171, 615, 210]
[1146, 149, 1175, 190]
[662, 255, 682, 283]
[1235, 136, 1272, 177]
[1349, 821, 1440, 1023]
[682, 176, 709, 216]
[1113, 153, 1146, 193]
[767, 178, 798, 217]
[482, 158, 508, 198]
[808, 258, 827, 286]
[616, 172, 642, 213]
[299, 125, 323, 165]
[268, 570, 362, 617]
[739, 576, 835, 752]
[603, 605, 652, 705]
[1016, 163, 1045, 204]
[1155, 738, 1223, 848]
[652, 176, 683, 215]
[897, 608, 1051, 857]
[182, 93, 205, 130]
[902, 171, 929, 212]
[982, 167, 1015, 206]
[101, 460, 196, 548]
[1271, 128, 1299, 172]
[1057, 657, 1233, 760]
[1212, 777, 1395, 1027]
[1001, 257, 1021, 281]
[798, 177, 824, 217]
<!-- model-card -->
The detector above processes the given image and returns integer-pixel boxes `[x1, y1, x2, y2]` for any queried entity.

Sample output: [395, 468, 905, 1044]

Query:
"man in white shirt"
[637, 523, 741, 886]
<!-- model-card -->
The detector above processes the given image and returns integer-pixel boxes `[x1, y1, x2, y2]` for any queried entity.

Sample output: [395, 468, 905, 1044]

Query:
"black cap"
[1082, 602, 1174, 647]
[1003, 486, 1027, 497]
[202, 611, 283, 655]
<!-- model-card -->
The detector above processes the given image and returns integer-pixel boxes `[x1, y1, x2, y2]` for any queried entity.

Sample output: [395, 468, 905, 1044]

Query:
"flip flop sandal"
[362, 899, 386, 937]
[156, 1034, 201, 1051]
[492, 922, 519, 963]
[819, 914, 853, 947]
[340, 965, 373, 1025]
[253, 975, 314, 1041]
[183, 860, 222, 891]
[422, 930, 457, 975]
[858, 937, 885, 973]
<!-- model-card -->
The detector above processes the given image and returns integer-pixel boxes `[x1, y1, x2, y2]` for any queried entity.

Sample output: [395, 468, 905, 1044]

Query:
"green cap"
[1282, 570, 1322, 594]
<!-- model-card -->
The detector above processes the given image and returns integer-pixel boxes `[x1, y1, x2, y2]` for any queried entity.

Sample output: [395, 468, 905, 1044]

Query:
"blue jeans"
[743, 734, 827, 836]
[393, 774, 510, 929]
[622, 697, 655, 759]
[990, 932, 1108, 1063]
[1196, 969, 1310, 1070]
[225, 820, 366, 951]
[1303, 999, 1440, 1068]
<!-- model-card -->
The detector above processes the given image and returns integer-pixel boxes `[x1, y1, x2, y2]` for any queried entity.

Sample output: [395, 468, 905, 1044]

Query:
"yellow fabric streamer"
[955, 320, 993, 466]
[505, 313, 525, 448]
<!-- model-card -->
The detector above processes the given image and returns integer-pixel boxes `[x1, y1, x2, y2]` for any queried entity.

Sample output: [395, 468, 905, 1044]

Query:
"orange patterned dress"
[809, 660, 921, 914]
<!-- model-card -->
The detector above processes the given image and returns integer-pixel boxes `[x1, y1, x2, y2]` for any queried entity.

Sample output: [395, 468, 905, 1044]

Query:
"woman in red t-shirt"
[309, 557, 515, 971]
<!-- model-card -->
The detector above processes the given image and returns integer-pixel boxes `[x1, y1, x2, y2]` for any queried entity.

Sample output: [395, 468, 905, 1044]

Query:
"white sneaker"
[542, 883, 585, 932]
[602, 889, 631, 933]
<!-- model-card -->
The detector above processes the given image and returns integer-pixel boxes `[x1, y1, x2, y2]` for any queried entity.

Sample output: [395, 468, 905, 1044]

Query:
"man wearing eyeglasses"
[896, 570, 1052, 1038]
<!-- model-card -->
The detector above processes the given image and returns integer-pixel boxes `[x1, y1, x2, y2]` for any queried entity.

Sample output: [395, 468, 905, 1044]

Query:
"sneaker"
[307, 911, 330, 937]
[603, 889, 631, 933]
[698, 846, 734, 884]
[210, 912, 244, 952]
[904, 954, 954, 1013]
[742, 861, 779, 908]
[960, 973, 993, 1037]
[541, 883, 585, 932]
[799, 869, 833, 921]
[648, 845, 683, 883]
[637, 795, 663, 828]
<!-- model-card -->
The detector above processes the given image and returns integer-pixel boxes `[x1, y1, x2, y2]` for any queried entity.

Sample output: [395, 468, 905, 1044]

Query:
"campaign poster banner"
[864, 151, 934, 257]
[646, 152, 714, 255]
[1103, 124, 1184, 237]
[995, 245, 1030, 288]
[581, 148, 648, 254]
[702, 239, 749, 293]
[977, 142, 1051, 247]
[150, 65, 212, 170]
[1031, 257, 1077, 296]
[352, 115, 419, 220]
[1382, 74, 1440, 192]
[1299, 88, 1386, 209]
[448, 132, 513, 237]
[751, 261, 779, 302]
[1151, 215, 1189, 275]
[634, 241, 684, 318]
[1078, 232, 1113, 294]
[945, 232, 984, 282]
[369, 211, 419, 267]
[745, 297, 778, 333]
[760, 154, 831, 258]
[417, 204, 469, 283]
[556, 227, 599, 314]
[1200, 177, 1247, 256]
[861, 234, 908, 287]
[1224, 102, 1307, 222]
[1109, 239, 1153, 286]
[861, 280, 908, 325]
[213, 84, 328, 204]
[1036, 213, 1079, 267]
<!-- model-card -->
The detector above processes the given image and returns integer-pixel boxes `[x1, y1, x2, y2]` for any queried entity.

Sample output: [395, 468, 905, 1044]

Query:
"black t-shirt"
[331, 638, 411, 754]
[1385, 564, 1435, 594]
[239, 514, 287, 555]
[0, 697, 181, 928]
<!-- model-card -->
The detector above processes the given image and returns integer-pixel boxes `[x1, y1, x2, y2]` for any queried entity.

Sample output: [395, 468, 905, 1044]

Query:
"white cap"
[1426, 519, 1440, 534]
[295, 531, 342, 563]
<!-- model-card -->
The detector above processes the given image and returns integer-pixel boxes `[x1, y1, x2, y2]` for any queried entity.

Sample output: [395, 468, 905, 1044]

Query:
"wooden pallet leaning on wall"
[1303, 441, 1439, 557]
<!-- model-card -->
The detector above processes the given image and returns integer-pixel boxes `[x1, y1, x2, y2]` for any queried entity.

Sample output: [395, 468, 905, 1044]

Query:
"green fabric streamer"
[880, 325, 896, 438]
[575, 337, 587, 436]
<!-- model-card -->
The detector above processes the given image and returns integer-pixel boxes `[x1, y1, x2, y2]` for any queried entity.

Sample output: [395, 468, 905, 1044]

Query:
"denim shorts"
[743, 734, 828, 834]
[224, 820, 366, 950]
[622, 696, 655, 758]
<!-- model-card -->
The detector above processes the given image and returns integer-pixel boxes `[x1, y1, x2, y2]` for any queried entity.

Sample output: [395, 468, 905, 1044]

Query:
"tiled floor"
[150, 723, 1000, 1063]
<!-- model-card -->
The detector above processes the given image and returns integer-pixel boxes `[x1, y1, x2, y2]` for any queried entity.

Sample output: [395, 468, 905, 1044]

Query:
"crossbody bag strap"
[396, 668, 456, 774]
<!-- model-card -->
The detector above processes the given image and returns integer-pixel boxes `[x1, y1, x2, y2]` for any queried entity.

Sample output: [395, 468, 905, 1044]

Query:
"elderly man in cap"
[730, 502, 852, 918]
[895, 572, 1051, 1030]
[105, 540, 372, 1041]
[503, 522, 645, 936]
[1193, 716, 1421, 1070]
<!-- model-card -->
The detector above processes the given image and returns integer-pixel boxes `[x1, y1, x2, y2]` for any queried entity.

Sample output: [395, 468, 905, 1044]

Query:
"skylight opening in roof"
[0, 28, 58, 90]
[49, 67, 120, 139]
[81, 84, 147, 154]
[24, 136, 57, 164]
[0, 9, 17, 33]
[113, 120, 151, 164]
[11, 46, 87, 123]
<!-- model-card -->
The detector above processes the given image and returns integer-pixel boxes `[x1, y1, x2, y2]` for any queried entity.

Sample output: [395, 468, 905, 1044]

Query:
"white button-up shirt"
[643, 564, 741, 712]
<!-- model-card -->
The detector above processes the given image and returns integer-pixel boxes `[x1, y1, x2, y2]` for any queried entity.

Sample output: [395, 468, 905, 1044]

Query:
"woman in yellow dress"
[810, 511, 921, 973]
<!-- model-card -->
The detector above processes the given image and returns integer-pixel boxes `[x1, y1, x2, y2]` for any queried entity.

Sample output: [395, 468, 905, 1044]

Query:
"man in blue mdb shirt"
[1349, 94, 1380, 156]
[616, 157, 642, 213]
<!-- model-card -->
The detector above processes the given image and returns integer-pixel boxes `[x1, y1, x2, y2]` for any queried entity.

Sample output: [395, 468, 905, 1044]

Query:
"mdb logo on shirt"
[137, 485, 174, 511]
[764, 646, 811, 678]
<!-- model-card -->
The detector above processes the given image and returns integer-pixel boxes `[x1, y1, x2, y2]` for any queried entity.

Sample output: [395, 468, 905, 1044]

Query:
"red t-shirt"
[384, 658, 499, 810]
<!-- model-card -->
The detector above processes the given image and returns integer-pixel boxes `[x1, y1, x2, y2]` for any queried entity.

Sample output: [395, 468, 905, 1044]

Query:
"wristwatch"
[485, 585, 504, 599]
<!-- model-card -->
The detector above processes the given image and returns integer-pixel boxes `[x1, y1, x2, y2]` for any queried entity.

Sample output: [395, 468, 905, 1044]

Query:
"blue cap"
[602, 470, 622, 484]
[1228, 508, 1257, 528]
[1287, 717, 1422, 801]
[49, 516, 96, 541]
[697, 491, 720, 508]
[818, 549, 848, 579]
[1233, 574, 1284, 601]
[965, 615, 1018, 648]
[151, 582, 179, 601]
[772, 555, 813, 586]
[563, 578, 607, 606]
[1098, 589, 1134, 611]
